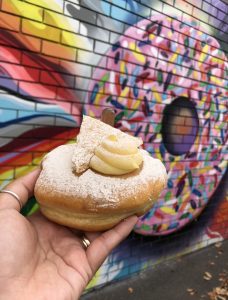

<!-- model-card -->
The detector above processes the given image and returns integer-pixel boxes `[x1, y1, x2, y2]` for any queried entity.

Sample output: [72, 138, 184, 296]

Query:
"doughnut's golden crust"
[35, 145, 167, 231]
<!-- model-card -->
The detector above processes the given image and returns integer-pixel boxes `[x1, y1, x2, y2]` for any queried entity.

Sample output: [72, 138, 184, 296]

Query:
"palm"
[0, 170, 137, 299]
[0, 210, 97, 299]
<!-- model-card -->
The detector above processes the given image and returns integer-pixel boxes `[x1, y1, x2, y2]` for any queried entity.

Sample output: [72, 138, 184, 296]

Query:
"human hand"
[0, 169, 138, 300]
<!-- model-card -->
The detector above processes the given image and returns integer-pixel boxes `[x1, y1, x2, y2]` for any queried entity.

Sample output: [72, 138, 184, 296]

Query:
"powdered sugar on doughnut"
[39, 144, 167, 209]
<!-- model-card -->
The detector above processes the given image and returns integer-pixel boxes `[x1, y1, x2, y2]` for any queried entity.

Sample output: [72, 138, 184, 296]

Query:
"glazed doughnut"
[34, 116, 167, 231]
[84, 15, 228, 235]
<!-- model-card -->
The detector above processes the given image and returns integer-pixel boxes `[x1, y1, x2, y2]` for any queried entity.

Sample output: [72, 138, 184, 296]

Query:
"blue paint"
[192, 189, 202, 197]
[90, 83, 99, 104]
[167, 179, 173, 188]
[0, 109, 17, 122]
[111, 5, 137, 25]
[168, 222, 179, 230]
[0, 114, 75, 128]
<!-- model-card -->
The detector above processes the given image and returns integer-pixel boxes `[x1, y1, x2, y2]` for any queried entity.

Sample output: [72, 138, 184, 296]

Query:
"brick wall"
[0, 0, 227, 290]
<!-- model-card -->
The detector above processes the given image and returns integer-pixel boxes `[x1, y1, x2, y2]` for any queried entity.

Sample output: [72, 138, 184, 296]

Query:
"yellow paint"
[197, 166, 212, 174]
[2, 0, 43, 21]
[132, 99, 141, 110]
[155, 149, 162, 161]
[129, 43, 146, 64]
[211, 57, 224, 65]
[204, 111, 210, 119]
[180, 193, 192, 212]
[160, 206, 176, 215]
[14, 165, 38, 179]
[22, 19, 61, 42]
[120, 86, 129, 98]
[202, 95, 207, 103]
[182, 192, 191, 203]
[67, 140, 76, 145]
[210, 75, 222, 86]
[62, 31, 78, 47]
[44, 11, 79, 32]
[25, 0, 63, 13]
[193, 71, 200, 80]
[33, 156, 45, 166]
[94, 92, 103, 105]
[181, 92, 188, 98]
[168, 31, 173, 38]
[0, 170, 14, 180]
[194, 135, 200, 146]
[153, 89, 162, 103]
[198, 44, 209, 66]
[170, 52, 178, 63]
[62, 31, 90, 50]
[89, 110, 95, 117]
[149, 33, 155, 40]
[169, 156, 181, 171]
[156, 133, 162, 141]
[86, 270, 100, 290]
[161, 223, 169, 231]
[218, 160, 228, 169]
[120, 61, 125, 74]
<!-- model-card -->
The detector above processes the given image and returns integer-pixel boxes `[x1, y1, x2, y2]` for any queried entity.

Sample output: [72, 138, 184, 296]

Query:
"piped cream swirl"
[89, 135, 143, 175]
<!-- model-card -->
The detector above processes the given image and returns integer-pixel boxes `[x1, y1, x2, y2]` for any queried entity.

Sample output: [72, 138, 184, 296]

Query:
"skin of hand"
[0, 168, 138, 300]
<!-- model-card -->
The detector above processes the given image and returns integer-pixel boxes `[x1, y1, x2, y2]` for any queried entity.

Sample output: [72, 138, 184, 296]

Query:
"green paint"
[216, 112, 220, 122]
[189, 49, 194, 59]
[184, 37, 189, 48]
[157, 69, 163, 85]
[142, 224, 151, 231]
[200, 82, 207, 87]
[165, 191, 172, 201]
[106, 95, 112, 103]
[155, 123, 162, 132]
[145, 123, 150, 137]
[209, 182, 214, 192]
[168, 84, 175, 90]
[99, 72, 109, 87]
[188, 171, 193, 187]
[186, 66, 193, 77]
[21, 196, 37, 216]
[115, 111, 125, 123]
[27, 203, 39, 216]
[210, 101, 216, 112]
[215, 138, 221, 145]
[180, 212, 190, 219]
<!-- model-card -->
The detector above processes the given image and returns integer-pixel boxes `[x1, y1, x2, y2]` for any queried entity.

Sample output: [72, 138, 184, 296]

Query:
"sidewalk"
[81, 240, 228, 300]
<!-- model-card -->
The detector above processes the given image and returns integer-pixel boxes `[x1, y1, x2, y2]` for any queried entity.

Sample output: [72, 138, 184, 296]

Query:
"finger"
[0, 168, 41, 211]
[86, 216, 138, 272]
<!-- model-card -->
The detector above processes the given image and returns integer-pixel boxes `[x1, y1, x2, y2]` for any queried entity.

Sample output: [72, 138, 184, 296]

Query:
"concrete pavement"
[81, 240, 228, 300]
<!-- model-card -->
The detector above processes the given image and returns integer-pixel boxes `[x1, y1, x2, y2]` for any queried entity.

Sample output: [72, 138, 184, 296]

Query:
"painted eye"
[161, 97, 199, 156]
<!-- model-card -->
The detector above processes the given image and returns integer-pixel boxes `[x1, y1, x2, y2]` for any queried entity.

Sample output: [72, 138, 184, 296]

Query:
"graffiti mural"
[0, 0, 227, 290]
[84, 14, 227, 235]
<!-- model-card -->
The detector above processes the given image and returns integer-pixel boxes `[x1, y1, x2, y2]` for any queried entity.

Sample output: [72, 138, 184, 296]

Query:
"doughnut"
[84, 14, 228, 235]
[34, 116, 167, 231]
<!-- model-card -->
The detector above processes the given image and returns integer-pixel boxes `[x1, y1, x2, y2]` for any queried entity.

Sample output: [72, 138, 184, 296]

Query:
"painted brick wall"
[0, 0, 227, 290]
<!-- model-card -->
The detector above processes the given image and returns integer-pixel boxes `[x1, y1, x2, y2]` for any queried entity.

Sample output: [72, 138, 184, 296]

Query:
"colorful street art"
[0, 0, 227, 291]
[84, 14, 228, 235]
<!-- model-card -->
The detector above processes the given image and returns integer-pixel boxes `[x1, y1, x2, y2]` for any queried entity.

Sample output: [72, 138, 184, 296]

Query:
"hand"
[0, 169, 138, 300]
